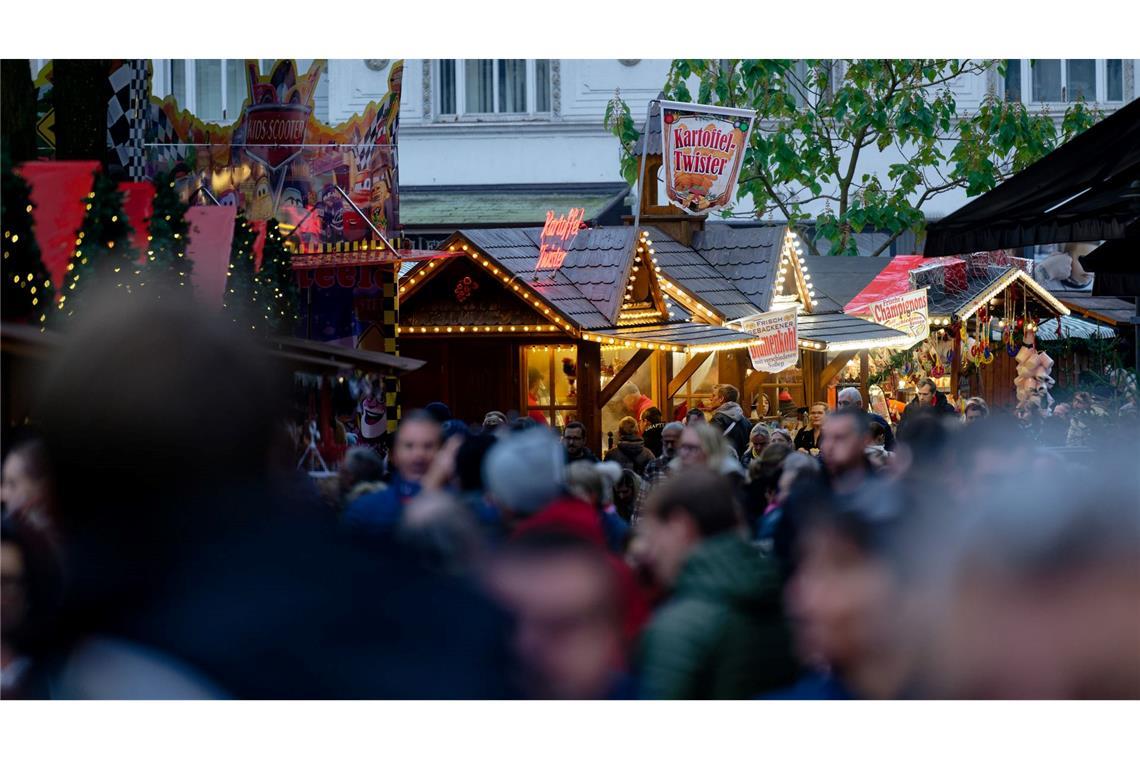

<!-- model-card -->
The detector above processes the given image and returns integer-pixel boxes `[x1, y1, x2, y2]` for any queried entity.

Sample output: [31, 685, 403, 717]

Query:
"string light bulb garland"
[1, 154, 54, 328]
[55, 171, 140, 322]
[144, 171, 194, 298]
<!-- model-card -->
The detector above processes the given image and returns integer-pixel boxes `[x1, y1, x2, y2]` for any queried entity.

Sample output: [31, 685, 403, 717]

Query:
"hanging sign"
[741, 307, 799, 373]
[659, 100, 755, 214]
[536, 207, 585, 271]
[849, 287, 930, 346]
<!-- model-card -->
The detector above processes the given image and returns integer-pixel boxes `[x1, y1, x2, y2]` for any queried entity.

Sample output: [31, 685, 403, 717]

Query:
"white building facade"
[67, 58, 1137, 231]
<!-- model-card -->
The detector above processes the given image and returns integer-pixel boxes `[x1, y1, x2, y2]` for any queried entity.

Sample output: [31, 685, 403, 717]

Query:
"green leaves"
[631, 59, 1104, 256]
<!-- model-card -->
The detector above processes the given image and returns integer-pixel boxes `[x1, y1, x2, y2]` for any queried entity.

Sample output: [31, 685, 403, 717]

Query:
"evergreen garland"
[145, 170, 193, 298]
[1, 152, 53, 327]
[256, 218, 299, 335]
[222, 214, 260, 332]
[55, 170, 140, 321]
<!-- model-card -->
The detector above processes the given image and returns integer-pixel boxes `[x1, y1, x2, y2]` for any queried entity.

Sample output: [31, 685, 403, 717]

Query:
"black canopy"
[924, 98, 1140, 256]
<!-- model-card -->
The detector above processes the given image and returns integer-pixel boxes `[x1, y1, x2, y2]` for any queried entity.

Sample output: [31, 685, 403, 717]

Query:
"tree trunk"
[1, 60, 37, 162]
[53, 59, 109, 163]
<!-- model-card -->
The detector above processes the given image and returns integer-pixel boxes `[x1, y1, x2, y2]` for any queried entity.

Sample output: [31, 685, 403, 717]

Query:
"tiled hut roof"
[649, 225, 784, 321]
[460, 228, 636, 330]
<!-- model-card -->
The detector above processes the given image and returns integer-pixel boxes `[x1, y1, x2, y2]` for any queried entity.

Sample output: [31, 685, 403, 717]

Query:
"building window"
[1004, 59, 1125, 105]
[436, 59, 552, 120]
[524, 345, 578, 428]
[158, 59, 328, 124]
[669, 353, 719, 419]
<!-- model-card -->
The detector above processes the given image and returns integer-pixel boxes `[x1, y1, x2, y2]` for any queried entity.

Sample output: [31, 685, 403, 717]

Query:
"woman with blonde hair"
[794, 402, 828, 455]
[675, 420, 746, 483]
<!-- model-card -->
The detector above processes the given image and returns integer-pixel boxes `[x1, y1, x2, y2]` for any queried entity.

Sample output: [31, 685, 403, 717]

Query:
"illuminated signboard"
[536, 207, 585, 271]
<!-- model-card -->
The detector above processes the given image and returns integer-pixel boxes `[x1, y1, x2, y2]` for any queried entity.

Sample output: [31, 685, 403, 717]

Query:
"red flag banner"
[185, 206, 237, 309]
[118, 181, 156, 263]
[16, 160, 100, 289]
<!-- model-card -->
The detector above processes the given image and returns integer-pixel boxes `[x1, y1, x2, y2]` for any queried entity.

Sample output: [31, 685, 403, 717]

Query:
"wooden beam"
[599, 349, 654, 406]
[668, 352, 708, 399]
[951, 326, 962, 400]
[818, 350, 858, 394]
[859, 350, 869, 404]
[576, 340, 603, 454]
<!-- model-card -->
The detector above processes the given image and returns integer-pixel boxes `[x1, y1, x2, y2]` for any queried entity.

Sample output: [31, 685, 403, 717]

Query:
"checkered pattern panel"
[354, 113, 383, 169]
[106, 61, 150, 180]
[146, 102, 186, 171]
[380, 264, 400, 431]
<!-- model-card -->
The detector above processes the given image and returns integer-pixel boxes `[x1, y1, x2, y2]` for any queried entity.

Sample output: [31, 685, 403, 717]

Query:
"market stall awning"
[263, 336, 425, 374]
[1037, 315, 1117, 340]
[923, 98, 1140, 256]
[1057, 294, 1136, 326]
[842, 255, 1070, 320]
[795, 313, 914, 352]
[582, 322, 760, 353]
[399, 183, 630, 230]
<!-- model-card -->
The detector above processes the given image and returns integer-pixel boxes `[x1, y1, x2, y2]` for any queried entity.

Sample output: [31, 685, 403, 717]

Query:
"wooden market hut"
[811, 253, 1071, 409]
[396, 221, 913, 453]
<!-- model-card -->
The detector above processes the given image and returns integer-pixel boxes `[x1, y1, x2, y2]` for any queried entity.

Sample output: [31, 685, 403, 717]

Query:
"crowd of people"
[2, 296, 1138, 699]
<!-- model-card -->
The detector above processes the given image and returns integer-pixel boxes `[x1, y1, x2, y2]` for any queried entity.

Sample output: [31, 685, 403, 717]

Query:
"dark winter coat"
[900, 390, 956, 423]
[642, 423, 666, 458]
[710, 401, 752, 456]
[604, 437, 656, 477]
[637, 533, 799, 699]
[566, 446, 600, 465]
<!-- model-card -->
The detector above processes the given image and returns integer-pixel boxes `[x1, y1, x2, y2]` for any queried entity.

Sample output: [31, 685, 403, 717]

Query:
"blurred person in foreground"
[565, 461, 630, 553]
[819, 408, 875, 498]
[634, 469, 798, 698]
[962, 397, 989, 425]
[1, 436, 56, 535]
[771, 479, 932, 699]
[1, 516, 62, 698]
[485, 531, 637, 699]
[922, 451, 1140, 698]
[342, 410, 443, 536]
[29, 293, 515, 698]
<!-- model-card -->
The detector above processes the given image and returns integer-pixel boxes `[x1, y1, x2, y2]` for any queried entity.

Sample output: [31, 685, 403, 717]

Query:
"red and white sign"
[660, 101, 755, 215]
[244, 103, 311, 171]
[536, 207, 585, 271]
[740, 307, 799, 373]
[849, 287, 929, 346]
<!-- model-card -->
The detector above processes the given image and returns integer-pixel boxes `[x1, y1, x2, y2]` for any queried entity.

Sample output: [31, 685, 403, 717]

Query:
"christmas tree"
[256, 218, 299, 335]
[145, 171, 193, 297]
[56, 170, 140, 321]
[222, 214, 261, 332]
[1, 152, 53, 326]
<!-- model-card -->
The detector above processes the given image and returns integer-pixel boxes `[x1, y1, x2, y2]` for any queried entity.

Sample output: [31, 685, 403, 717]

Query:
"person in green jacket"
[634, 468, 799, 699]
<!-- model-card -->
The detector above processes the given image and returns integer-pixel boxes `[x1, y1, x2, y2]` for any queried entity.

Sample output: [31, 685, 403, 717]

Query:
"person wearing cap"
[343, 410, 443, 536]
[836, 387, 895, 452]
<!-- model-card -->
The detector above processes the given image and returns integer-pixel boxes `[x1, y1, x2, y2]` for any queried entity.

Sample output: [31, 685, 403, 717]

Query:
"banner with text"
[849, 287, 929, 348]
[659, 101, 755, 215]
[742, 307, 799, 373]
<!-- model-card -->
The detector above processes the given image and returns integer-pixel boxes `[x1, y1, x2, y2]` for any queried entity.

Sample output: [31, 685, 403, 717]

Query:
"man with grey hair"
[837, 387, 895, 451]
[643, 421, 684, 487]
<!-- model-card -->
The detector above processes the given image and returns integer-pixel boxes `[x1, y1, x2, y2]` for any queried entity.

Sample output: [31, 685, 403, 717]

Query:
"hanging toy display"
[1013, 286, 1054, 408]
